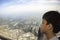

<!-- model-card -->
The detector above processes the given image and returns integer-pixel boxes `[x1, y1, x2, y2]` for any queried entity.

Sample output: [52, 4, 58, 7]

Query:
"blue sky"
[0, 0, 60, 15]
[0, 0, 11, 4]
[0, 0, 32, 5]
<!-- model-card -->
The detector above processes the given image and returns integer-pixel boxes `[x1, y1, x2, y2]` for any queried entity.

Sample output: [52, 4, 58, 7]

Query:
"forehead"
[42, 19, 47, 23]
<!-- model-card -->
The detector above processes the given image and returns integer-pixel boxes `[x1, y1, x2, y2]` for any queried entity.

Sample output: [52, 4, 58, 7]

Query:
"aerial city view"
[0, 0, 60, 40]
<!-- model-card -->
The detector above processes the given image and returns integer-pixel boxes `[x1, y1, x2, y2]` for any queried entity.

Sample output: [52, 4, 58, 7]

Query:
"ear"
[49, 24, 53, 30]
[47, 24, 53, 30]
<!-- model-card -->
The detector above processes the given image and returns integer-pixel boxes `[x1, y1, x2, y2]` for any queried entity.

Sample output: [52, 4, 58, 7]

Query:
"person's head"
[41, 11, 60, 33]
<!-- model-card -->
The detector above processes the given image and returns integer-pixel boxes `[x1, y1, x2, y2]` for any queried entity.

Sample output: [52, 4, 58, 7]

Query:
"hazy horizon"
[0, 0, 60, 22]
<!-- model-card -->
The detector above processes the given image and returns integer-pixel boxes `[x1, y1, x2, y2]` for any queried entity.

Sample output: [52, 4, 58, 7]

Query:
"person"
[39, 11, 60, 40]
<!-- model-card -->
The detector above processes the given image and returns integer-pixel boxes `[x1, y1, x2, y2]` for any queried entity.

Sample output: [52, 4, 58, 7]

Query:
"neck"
[45, 31, 55, 40]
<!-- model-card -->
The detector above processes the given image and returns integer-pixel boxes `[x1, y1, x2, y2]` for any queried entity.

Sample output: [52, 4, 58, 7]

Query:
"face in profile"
[41, 19, 53, 33]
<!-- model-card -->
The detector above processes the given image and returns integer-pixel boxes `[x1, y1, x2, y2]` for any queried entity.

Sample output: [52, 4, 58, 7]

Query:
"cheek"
[41, 24, 47, 32]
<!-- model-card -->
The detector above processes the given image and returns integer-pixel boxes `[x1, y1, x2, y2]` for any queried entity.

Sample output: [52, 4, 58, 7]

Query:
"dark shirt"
[37, 28, 43, 40]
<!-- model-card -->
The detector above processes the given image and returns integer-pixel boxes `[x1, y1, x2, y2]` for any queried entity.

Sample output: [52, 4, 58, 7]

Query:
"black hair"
[43, 11, 60, 33]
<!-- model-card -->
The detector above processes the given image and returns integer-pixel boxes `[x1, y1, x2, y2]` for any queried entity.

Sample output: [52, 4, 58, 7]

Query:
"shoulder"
[50, 36, 59, 40]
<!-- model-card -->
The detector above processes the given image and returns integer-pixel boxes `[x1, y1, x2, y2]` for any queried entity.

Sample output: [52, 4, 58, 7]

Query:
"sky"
[0, 0, 60, 17]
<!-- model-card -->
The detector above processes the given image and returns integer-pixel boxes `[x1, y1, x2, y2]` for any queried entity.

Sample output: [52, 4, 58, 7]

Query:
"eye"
[42, 22, 44, 24]
[42, 21, 44, 24]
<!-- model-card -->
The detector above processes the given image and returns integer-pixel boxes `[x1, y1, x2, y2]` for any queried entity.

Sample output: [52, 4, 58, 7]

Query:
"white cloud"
[1, 0, 60, 15]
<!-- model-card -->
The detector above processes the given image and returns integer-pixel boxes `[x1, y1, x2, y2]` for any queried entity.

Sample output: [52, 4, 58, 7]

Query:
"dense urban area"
[0, 16, 42, 40]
